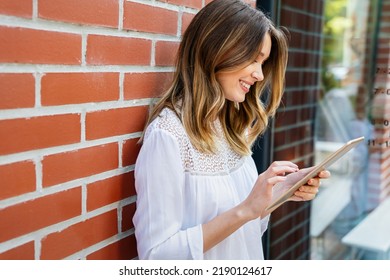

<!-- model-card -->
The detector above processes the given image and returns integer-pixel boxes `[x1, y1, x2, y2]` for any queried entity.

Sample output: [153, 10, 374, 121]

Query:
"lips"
[239, 80, 251, 92]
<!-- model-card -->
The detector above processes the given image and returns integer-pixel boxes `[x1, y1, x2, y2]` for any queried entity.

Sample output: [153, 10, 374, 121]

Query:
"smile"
[240, 80, 251, 92]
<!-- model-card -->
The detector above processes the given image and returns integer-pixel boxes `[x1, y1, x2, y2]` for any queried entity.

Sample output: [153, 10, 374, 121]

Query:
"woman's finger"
[306, 177, 322, 187]
[269, 161, 299, 170]
[291, 191, 316, 201]
[268, 165, 299, 176]
[265, 175, 287, 186]
[318, 170, 331, 178]
[298, 185, 319, 194]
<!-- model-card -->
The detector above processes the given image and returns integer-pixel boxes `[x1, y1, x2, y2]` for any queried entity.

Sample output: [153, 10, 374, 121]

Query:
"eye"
[253, 60, 265, 67]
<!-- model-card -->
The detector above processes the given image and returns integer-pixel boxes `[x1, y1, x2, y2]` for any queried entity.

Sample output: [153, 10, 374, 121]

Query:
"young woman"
[133, 0, 330, 260]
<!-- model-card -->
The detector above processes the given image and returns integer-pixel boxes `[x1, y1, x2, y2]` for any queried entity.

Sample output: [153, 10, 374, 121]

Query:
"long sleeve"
[260, 215, 270, 235]
[133, 128, 204, 260]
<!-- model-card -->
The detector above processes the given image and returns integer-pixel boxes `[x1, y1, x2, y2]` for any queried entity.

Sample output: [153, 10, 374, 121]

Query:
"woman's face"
[216, 33, 272, 103]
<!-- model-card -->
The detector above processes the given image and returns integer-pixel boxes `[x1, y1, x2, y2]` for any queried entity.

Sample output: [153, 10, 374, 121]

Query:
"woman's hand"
[202, 164, 330, 253]
[202, 160, 298, 253]
[241, 161, 299, 220]
[289, 170, 331, 201]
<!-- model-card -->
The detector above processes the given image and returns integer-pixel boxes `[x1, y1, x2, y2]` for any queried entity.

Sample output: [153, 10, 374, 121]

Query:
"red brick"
[41, 210, 118, 259]
[0, 73, 35, 109]
[281, 0, 306, 11]
[123, 2, 178, 35]
[289, 126, 307, 143]
[377, 56, 390, 65]
[0, 242, 35, 260]
[87, 234, 137, 260]
[275, 110, 298, 127]
[42, 143, 119, 187]
[288, 30, 303, 49]
[182, 12, 196, 34]
[0, 161, 36, 200]
[124, 72, 172, 100]
[303, 72, 318, 87]
[378, 37, 388, 45]
[87, 171, 135, 211]
[296, 14, 311, 31]
[308, 0, 321, 14]
[86, 106, 148, 140]
[0, 26, 81, 64]
[0, 114, 81, 155]
[285, 71, 302, 88]
[122, 138, 141, 167]
[271, 215, 294, 239]
[0, 0, 32, 18]
[297, 141, 313, 158]
[380, 27, 390, 36]
[159, 0, 203, 9]
[0, 187, 81, 243]
[122, 203, 136, 232]
[86, 35, 151, 65]
[274, 146, 296, 162]
[274, 130, 286, 147]
[300, 107, 315, 122]
[289, 90, 305, 106]
[39, 0, 118, 28]
[155, 41, 180, 66]
[41, 73, 119, 105]
[304, 33, 318, 51]
[287, 51, 305, 68]
[280, 8, 294, 29]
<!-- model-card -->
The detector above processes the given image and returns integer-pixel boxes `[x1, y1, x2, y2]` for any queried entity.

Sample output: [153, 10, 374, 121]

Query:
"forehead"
[257, 33, 272, 58]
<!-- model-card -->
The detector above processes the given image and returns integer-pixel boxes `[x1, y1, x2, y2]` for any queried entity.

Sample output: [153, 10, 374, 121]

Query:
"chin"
[223, 87, 248, 103]
[225, 93, 246, 103]
[235, 94, 246, 103]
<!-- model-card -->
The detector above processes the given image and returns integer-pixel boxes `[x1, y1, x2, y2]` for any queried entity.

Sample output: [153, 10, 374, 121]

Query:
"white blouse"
[133, 108, 270, 260]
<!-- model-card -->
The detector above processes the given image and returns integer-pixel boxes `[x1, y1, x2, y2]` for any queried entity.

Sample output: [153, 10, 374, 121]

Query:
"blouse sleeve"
[260, 214, 270, 235]
[133, 128, 203, 260]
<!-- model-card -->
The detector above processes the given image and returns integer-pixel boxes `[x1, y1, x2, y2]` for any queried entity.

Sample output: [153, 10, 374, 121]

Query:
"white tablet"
[265, 136, 365, 212]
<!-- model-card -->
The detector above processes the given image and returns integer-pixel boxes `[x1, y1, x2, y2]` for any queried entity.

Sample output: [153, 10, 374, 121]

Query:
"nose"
[251, 64, 264, 81]
[251, 70, 264, 81]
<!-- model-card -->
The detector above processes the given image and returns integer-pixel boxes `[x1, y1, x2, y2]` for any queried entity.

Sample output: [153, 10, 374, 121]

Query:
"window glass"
[312, 0, 389, 260]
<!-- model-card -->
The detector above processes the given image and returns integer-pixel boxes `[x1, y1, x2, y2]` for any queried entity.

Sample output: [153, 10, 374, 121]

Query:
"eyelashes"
[253, 60, 265, 65]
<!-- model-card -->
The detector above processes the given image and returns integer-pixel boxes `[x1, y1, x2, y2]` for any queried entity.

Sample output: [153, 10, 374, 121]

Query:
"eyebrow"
[258, 52, 270, 61]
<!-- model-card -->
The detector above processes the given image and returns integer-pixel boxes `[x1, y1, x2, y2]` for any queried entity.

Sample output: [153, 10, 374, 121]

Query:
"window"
[311, 0, 389, 260]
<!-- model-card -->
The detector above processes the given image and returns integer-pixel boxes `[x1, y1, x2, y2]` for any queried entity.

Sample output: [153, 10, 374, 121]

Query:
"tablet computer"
[265, 136, 365, 212]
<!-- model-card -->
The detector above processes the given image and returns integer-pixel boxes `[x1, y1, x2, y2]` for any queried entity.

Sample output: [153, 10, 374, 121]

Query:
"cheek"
[218, 73, 237, 86]
[216, 75, 229, 91]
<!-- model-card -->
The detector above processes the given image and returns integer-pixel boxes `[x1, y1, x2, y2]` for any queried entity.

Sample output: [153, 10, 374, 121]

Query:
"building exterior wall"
[270, 0, 325, 259]
[1, 0, 357, 261]
[0, 0, 260, 260]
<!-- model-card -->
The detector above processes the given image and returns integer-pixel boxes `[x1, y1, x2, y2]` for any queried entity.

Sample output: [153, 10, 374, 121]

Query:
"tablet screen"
[265, 136, 365, 212]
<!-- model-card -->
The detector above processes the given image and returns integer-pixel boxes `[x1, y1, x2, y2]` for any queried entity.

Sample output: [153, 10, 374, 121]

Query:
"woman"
[133, 0, 330, 260]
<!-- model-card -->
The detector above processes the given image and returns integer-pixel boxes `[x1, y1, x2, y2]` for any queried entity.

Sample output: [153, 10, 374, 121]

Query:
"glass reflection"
[311, 0, 390, 260]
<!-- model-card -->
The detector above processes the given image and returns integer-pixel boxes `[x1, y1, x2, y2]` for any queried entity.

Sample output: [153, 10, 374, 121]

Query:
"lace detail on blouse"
[144, 108, 243, 174]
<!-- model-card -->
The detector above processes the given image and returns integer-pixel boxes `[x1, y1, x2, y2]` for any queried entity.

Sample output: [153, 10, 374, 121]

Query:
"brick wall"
[269, 0, 324, 259]
[0, 0, 258, 260]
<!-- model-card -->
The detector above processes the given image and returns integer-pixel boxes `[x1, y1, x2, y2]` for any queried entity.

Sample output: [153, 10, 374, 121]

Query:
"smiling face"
[216, 33, 272, 103]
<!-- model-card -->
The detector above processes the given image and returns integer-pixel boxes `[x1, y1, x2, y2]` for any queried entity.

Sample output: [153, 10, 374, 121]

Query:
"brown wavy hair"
[143, 0, 288, 156]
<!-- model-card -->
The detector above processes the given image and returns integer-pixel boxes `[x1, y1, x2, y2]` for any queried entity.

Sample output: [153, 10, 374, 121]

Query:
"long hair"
[143, 0, 288, 156]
